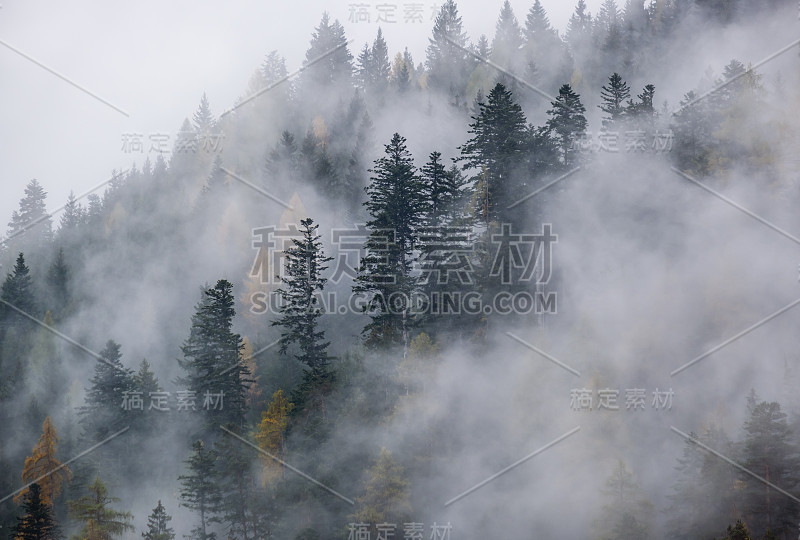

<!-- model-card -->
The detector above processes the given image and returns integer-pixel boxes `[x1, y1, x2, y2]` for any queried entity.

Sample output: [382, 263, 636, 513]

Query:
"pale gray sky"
[0, 0, 603, 234]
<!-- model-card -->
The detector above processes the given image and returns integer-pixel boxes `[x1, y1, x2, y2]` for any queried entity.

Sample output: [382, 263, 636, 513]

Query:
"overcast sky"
[0, 0, 608, 235]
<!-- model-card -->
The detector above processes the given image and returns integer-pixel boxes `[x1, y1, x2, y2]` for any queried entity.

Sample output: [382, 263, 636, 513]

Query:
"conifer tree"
[352, 448, 412, 531]
[6, 180, 53, 255]
[192, 93, 215, 135]
[740, 400, 799, 537]
[545, 84, 587, 167]
[255, 389, 293, 485]
[490, 1, 523, 73]
[355, 133, 426, 349]
[141, 501, 174, 540]
[46, 248, 70, 321]
[179, 441, 221, 540]
[272, 218, 332, 373]
[13, 483, 59, 540]
[425, 0, 471, 96]
[178, 280, 251, 431]
[598, 72, 631, 128]
[67, 477, 134, 540]
[1, 253, 36, 316]
[79, 340, 135, 440]
[14, 417, 71, 507]
[459, 83, 528, 223]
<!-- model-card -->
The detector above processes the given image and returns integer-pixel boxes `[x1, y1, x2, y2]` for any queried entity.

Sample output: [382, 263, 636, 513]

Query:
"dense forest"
[2, 0, 800, 538]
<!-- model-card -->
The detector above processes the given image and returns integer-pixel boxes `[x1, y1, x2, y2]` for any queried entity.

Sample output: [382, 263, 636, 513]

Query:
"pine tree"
[490, 1, 523, 73]
[46, 248, 70, 321]
[459, 83, 528, 223]
[626, 83, 656, 129]
[192, 93, 215, 135]
[67, 477, 134, 540]
[298, 13, 354, 108]
[724, 519, 752, 540]
[425, 0, 471, 96]
[13, 483, 59, 540]
[565, 0, 593, 53]
[178, 280, 251, 431]
[141, 501, 174, 540]
[356, 43, 373, 90]
[214, 432, 257, 540]
[598, 72, 631, 128]
[272, 218, 333, 373]
[355, 133, 426, 349]
[370, 28, 390, 95]
[79, 340, 135, 439]
[1, 253, 36, 315]
[6, 180, 53, 254]
[545, 84, 587, 167]
[14, 417, 71, 507]
[179, 440, 221, 540]
[596, 460, 653, 539]
[740, 400, 800, 537]
[59, 192, 83, 232]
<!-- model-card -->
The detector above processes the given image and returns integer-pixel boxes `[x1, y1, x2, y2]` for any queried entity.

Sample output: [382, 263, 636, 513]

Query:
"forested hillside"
[2, 0, 800, 538]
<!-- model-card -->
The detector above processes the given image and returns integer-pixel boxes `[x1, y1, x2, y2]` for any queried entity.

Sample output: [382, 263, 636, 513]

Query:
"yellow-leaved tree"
[14, 416, 71, 507]
[352, 448, 412, 530]
[254, 389, 293, 485]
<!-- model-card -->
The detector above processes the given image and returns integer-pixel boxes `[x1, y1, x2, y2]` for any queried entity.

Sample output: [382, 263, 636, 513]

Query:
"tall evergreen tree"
[545, 84, 587, 167]
[459, 83, 528, 223]
[179, 441, 221, 540]
[740, 400, 800, 537]
[141, 501, 174, 540]
[425, 0, 471, 97]
[192, 93, 215, 135]
[598, 72, 631, 128]
[13, 483, 59, 540]
[490, 1, 524, 74]
[67, 477, 134, 540]
[178, 280, 251, 431]
[355, 133, 426, 349]
[298, 12, 354, 108]
[565, 0, 593, 53]
[6, 179, 53, 255]
[46, 248, 70, 321]
[272, 218, 333, 373]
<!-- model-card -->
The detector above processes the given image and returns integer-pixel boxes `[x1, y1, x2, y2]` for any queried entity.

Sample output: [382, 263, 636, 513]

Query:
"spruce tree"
[545, 84, 587, 167]
[141, 501, 174, 540]
[459, 83, 528, 223]
[1, 253, 36, 315]
[179, 440, 221, 540]
[598, 72, 631, 128]
[46, 248, 70, 321]
[490, 1, 523, 73]
[272, 218, 333, 372]
[191, 93, 215, 136]
[355, 133, 426, 349]
[741, 400, 799, 537]
[13, 483, 59, 540]
[425, 0, 471, 96]
[178, 280, 251, 431]
[6, 179, 53, 254]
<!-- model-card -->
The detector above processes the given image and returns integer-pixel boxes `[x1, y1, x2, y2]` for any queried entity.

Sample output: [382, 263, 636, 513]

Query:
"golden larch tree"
[14, 416, 71, 507]
[254, 389, 293, 485]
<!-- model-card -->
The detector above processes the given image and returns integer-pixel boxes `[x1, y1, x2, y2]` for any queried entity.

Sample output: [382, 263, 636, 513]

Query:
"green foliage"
[13, 483, 60, 540]
[67, 477, 134, 540]
[141, 501, 175, 540]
